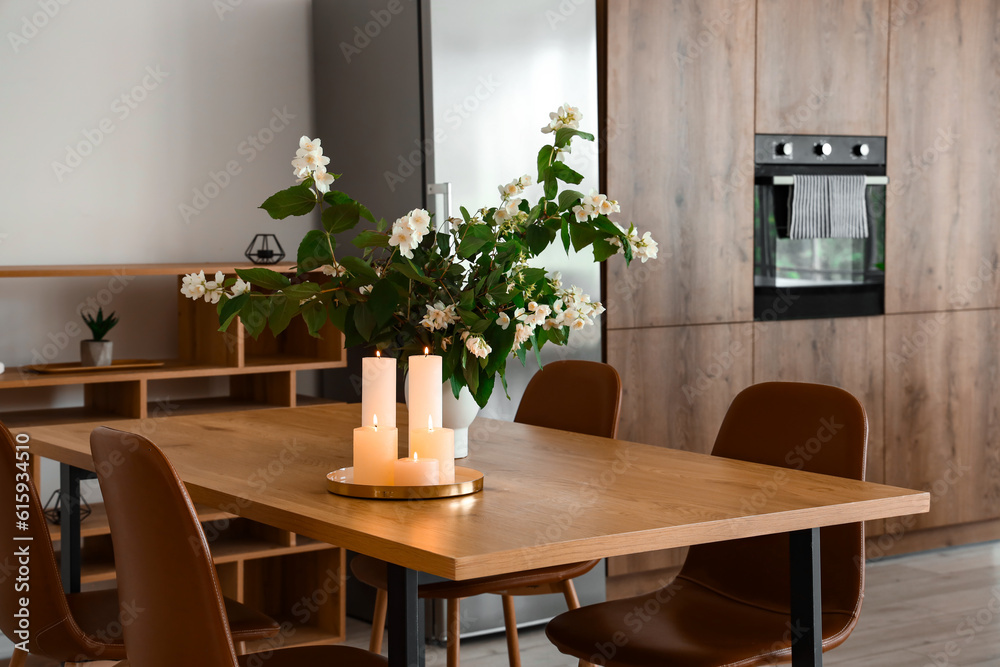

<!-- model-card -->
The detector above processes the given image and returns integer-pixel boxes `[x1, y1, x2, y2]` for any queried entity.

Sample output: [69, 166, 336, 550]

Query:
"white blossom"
[541, 103, 582, 134]
[634, 232, 659, 263]
[320, 262, 348, 277]
[389, 226, 417, 259]
[231, 278, 250, 297]
[421, 301, 459, 331]
[497, 311, 511, 330]
[512, 323, 533, 351]
[298, 136, 322, 155]
[466, 335, 492, 359]
[180, 271, 207, 300]
[314, 170, 336, 193]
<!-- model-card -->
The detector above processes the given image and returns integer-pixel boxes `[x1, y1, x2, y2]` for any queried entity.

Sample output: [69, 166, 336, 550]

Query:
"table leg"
[789, 527, 823, 666]
[387, 563, 425, 667]
[59, 463, 87, 593]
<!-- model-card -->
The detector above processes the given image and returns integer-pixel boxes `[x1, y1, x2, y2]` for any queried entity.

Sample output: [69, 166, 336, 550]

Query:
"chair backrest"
[514, 360, 622, 438]
[90, 426, 239, 667]
[0, 420, 103, 661]
[678, 382, 868, 627]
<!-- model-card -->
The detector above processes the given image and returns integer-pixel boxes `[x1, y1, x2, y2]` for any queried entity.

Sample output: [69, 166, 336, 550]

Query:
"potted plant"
[80, 308, 119, 367]
[180, 104, 659, 407]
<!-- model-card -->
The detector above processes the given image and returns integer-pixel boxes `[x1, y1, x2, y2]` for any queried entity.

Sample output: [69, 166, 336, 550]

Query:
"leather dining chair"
[352, 359, 622, 667]
[0, 420, 280, 667]
[546, 381, 869, 666]
[89, 426, 388, 667]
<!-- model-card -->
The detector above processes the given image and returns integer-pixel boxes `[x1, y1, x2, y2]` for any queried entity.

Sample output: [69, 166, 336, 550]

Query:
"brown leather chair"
[352, 360, 622, 666]
[546, 381, 869, 666]
[0, 420, 280, 667]
[89, 426, 388, 667]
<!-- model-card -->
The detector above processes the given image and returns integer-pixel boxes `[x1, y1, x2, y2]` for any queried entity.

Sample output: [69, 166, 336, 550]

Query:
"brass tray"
[26, 359, 166, 374]
[326, 466, 484, 500]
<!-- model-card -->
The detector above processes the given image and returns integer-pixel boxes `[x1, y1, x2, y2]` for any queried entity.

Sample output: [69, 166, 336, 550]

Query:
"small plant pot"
[80, 340, 113, 367]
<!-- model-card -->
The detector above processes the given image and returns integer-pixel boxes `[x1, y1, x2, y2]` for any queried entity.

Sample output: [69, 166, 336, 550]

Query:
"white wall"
[0, 3, 317, 652]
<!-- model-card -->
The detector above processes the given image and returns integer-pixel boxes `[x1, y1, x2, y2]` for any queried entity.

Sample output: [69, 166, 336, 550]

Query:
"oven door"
[753, 180, 885, 321]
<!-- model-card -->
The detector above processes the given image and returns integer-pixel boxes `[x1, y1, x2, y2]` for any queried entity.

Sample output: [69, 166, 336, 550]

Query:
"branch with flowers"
[180, 104, 658, 408]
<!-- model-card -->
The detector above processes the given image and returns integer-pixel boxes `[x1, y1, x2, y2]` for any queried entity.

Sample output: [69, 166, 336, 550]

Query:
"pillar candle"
[408, 349, 442, 440]
[394, 453, 440, 486]
[353, 416, 397, 486]
[362, 351, 396, 428]
[409, 416, 455, 483]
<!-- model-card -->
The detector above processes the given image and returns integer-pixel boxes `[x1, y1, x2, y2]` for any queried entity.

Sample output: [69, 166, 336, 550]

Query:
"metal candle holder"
[245, 234, 286, 265]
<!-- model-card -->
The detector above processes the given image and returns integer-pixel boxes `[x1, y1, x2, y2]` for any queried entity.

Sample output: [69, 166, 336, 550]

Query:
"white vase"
[404, 376, 481, 459]
[440, 382, 480, 459]
[80, 340, 113, 367]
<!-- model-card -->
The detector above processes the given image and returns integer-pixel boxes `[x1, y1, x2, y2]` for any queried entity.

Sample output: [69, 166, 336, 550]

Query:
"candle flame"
[373, 414, 378, 430]
[413, 452, 419, 461]
[424, 346, 429, 355]
[428, 415, 434, 432]
[376, 350, 381, 358]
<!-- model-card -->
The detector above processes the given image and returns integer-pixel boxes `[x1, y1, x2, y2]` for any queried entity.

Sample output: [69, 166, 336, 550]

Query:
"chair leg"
[500, 594, 521, 667]
[447, 597, 461, 667]
[560, 578, 581, 609]
[371, 587, 388, 654]
[8, 648, 26, 667]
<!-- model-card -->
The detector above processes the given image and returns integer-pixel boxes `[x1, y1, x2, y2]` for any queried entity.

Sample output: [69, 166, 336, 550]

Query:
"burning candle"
[409, 415, 455, 483]
[409, 347, 442, 442]
[362, 350, 396, 428]
[353, 414, 397, 486]
[394, 452, 440, 486]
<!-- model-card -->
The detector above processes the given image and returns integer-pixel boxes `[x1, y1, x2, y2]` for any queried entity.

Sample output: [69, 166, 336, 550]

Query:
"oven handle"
[770, 175, 889, 186]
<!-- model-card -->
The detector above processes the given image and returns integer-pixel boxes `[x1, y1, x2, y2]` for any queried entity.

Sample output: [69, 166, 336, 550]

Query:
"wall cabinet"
[756, 0, 889, 136]
[604, 0, 756, 330]
[885, 0, 1000, 313]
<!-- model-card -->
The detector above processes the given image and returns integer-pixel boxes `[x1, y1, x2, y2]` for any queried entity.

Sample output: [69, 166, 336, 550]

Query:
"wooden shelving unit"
[3, 263, 348, 648]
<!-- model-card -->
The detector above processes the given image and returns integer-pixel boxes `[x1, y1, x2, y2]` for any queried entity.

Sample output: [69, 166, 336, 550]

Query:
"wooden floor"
[7, 541, 1000, 666]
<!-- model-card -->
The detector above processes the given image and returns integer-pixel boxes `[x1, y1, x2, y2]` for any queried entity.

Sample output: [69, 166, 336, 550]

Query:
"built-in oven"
[754, 134, 887, 321]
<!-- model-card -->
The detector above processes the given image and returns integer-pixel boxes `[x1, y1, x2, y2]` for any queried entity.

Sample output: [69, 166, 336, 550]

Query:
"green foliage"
[218, 121, 646, 408]
[81, 307, 118, 341]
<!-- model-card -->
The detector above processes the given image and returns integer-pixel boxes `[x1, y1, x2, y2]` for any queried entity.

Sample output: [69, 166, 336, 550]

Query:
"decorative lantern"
[245, 234, 286, 265]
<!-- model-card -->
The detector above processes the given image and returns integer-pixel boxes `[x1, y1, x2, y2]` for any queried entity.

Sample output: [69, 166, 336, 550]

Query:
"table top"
[22, 404, 929, 580]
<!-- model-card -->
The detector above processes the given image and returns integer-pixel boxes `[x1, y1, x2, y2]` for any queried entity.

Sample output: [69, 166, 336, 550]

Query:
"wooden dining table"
[23, 403, 929, 667]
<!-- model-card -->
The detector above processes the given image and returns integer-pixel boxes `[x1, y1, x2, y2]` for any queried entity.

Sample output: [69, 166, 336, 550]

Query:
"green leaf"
[268, 295, 301, 337]
[259, 183, 317, 219]
[302, 302, 328, 337]
[280, 283, 321, 300]
[460, 206, 472, 224]
[457, 308, 480, 327]
[463, 355, 480, 396]
[353, 302, 376, 341]
[537, 145, 555, 183]
[558, 189, 584, 211]
[328, 303, 349, 332]
[530, 331, 544, 369]
[458, 234, 489, 259]
[393, 260, 435, 286]
[367, 281, 400, 326]
[526, 225, 553, 256]
[570, 223, 603, 252]
[241, 297, 272, 338]
[322, 202, 362, 234]
[471, 318, 490, 334]
[437, 232, 451, 255]
[460, 289, 475, 310]
[235, 268, 291, 291]
[218, 293, 249, 331]
[593, 238, 619, 262]
[473, 372, 494, 409]
[339, 256, 379, 284]
[551, 161, 584, 185]
[554, 127, 595, 148]
[544, 171, 558, 200]
[352, 229, 390, 249]
[297, 229, 334, 273]
[324, 191, 375, 223]
[449, 373, 463, 400]
[560, 216, 571, 253]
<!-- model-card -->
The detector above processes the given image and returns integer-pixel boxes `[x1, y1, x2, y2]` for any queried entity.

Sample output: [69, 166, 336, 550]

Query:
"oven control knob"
[854, 143, 870, 157]
[776, 142, 793, 157]
[815, 142, 833, 157]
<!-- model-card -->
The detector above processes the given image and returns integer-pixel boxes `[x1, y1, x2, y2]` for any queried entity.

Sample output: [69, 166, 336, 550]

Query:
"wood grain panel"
[752, 316, 885, 487]
[756, 0, 889, 135]
[885, 310, 1000, 530]
[606, 322, 753, 583]
[604, 0, 755, 328]
[886, 0, 1000, 312]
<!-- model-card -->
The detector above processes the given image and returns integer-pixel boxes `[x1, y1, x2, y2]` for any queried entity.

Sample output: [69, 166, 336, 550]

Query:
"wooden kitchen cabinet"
[884, 310, 1000, 531]
[604, 0, 756, 329]
[756, 0, 889, 136]
[885, 0, 1000, 313]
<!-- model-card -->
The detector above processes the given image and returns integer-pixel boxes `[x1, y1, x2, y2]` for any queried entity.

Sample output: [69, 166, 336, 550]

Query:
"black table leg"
[789, 527, 823, 666]
[387, 563, 425, 667]
[59, 463, 87, 593]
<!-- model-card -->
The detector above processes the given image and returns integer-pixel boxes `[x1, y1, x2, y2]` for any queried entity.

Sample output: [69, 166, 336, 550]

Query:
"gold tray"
[26, 359, 166, 374]
[326, 466, 484, 500]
